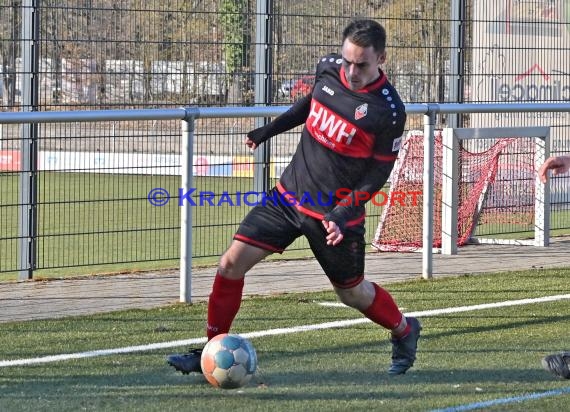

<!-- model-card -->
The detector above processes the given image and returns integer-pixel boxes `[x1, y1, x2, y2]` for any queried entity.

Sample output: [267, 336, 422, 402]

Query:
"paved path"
[1, 238, 569, 323]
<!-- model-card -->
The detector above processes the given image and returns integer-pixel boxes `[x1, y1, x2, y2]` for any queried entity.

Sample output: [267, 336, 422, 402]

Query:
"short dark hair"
[342, 19, 386, 53]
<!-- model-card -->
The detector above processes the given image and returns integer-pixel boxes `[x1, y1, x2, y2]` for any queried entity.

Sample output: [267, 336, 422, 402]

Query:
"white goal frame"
[441, 126, 550, 255]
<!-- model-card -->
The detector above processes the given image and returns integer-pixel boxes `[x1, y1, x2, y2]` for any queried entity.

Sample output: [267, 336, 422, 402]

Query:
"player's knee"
[218, 253, 241, 279]
[335, 289, 358, 307]
[334, 280, 374, 310]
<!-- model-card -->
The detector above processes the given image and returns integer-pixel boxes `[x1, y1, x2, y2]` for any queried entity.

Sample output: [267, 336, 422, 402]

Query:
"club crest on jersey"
[355, 103, 368, 120]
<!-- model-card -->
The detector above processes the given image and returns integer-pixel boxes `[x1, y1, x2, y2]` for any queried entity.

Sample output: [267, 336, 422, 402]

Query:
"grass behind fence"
[0, 268, 569, 411]
[0, 171, 386, 280]
[2, 171, 570, 280]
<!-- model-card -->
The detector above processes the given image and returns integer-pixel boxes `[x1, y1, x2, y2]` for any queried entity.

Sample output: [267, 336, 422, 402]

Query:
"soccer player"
[167, 18, 421, 376]
[538, 155, 570, 379]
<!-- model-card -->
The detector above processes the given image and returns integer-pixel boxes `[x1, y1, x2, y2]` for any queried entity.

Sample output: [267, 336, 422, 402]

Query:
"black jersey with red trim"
[277, 53, 406, 223]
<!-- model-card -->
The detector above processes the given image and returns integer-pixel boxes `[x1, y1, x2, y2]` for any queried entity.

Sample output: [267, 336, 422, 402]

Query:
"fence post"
[18, 0, 40, 281]
[422, 107, 437, 279]
[180, 113, 195, 303]
[252, 0, 274, 195]
[448, 0, 466, 129]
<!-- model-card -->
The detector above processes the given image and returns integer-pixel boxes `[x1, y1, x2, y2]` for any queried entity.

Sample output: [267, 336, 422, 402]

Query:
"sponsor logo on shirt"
[322, 85, 335, 96]
[307, 100, 357, 147]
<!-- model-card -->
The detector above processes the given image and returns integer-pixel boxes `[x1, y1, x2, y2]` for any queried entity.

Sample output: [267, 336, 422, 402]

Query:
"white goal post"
[441, 126, 550, 255]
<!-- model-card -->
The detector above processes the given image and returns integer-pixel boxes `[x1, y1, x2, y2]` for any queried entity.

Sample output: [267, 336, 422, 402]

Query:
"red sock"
[206, 272, 244, 340]
[361, 283, 409, 336]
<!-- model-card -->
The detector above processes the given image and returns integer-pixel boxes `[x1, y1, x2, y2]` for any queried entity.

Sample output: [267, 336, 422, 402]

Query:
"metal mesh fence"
[1, 0, 569, 278]
[1, 0, 475, 110]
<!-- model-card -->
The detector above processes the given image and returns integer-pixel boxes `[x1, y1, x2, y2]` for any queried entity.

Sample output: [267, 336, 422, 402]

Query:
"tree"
[382, 0, 451, 103]
[220, 0, 250, 104]
[0, 0, 20, 108]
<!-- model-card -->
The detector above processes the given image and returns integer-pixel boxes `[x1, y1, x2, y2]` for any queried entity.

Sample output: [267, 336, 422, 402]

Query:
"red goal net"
[372, 131, 535, 252]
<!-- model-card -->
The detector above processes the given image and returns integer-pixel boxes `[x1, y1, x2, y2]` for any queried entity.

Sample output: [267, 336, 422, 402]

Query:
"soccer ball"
[200, 333, 257, 389]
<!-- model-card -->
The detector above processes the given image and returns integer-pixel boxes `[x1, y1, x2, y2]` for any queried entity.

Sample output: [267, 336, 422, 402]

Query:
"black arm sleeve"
[247, 95, 311, 145]
[324, 160, 394, 232]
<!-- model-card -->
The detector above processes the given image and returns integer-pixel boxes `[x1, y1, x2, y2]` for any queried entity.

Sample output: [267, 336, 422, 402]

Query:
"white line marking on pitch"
[1, 293, 569, 368]
[430, 386, 570, 412]
[316, 301, 349, 307]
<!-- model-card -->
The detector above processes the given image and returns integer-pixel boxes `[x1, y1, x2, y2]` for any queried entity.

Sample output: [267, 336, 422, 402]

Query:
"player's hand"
[322, 220, 344, 246]
[244, 137, 258, 150]
[538, 156, 570, 183]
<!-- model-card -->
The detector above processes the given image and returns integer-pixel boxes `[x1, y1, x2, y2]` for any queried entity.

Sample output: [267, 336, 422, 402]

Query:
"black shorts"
[234, 189, 366, 288]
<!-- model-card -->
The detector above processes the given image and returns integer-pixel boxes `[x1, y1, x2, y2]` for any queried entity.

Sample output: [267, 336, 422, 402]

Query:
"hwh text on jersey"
[307, 100, 357, 148]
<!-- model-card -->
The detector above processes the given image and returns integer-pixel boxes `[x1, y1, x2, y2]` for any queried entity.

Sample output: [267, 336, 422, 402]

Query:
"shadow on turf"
[240, 313, 570, 389]
[2, 368, 555, 404]
[2, 310, 568, 404]
[1, 350, 561, 405]
[419, 312, 570, 340]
